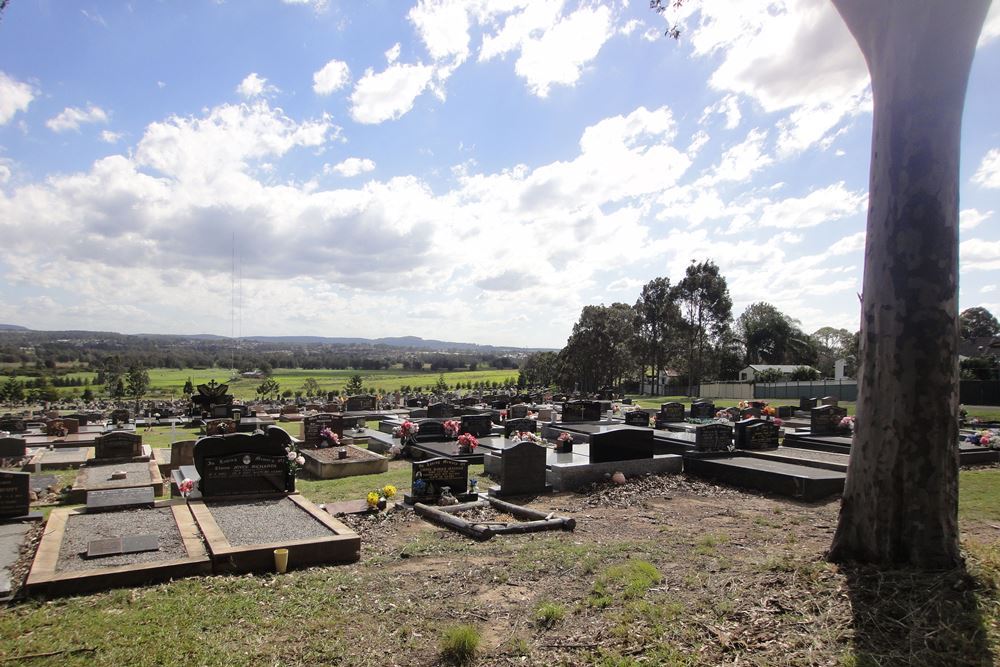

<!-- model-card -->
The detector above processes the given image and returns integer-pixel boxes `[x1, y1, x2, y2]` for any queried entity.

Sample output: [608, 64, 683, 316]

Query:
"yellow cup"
[273, 548, 289, 574]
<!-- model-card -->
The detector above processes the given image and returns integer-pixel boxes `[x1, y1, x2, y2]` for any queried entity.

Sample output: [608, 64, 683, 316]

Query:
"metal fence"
[960, 381, 1000, 406]
[693, 379, 999, 405]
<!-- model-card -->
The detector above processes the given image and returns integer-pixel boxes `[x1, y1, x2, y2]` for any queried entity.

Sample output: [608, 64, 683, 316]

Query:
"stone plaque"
[743, 421, 780, 450]
[170, 440, 197, 469]
[410, 457, 469, 503]
[0, 471, 30, 519]
[303, 413, 344, 448]
[589, 427, 654, 463]
[694, 423, 733, 452]
[345, 395, 376, 412]
[508, 404, 529, 419]
[0, 437, 27, 459]
[504, 418, 537, 438]
[414, 419, 446, 441]
[193, 427, 294, 497]
[659, 402, 685, 423]
[86, 487, 156, 512]
[94, 432, 143, 460]
[690, 401, 716, 419]
[562, 400, 601, 423]
[460, 414, 493, 438]
[811, 406, 848, 435]
[496, 441, 547, 497]
[86, 534, 159, 559]
[624, 410, 651, 427]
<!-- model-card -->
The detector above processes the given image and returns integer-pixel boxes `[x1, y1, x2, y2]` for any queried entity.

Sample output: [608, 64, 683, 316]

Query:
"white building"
[738, 364, 820, 382]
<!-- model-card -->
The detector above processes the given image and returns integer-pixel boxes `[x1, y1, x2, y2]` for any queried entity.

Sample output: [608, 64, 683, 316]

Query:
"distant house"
[738, 364, 820, 382]
[641, 369, 682, 395]
[959, 336, 1000, 361]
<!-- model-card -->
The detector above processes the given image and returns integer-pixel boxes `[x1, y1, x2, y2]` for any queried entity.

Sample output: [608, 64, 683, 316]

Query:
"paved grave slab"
[85, 534, 159, 559]
[86, 486, 156, 513]
[682, 455, 845, 501]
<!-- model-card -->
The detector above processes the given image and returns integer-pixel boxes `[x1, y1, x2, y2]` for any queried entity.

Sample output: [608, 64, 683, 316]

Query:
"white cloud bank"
[46, 105, 109, 132]
[0, 72, 34, 125]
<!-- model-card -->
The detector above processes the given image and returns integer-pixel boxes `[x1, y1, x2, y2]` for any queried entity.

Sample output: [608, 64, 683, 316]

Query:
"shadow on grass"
[843, 564, 994, 667]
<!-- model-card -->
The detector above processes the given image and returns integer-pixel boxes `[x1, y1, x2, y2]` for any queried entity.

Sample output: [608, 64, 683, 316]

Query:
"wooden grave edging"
[413, 496, 576, 541]
[188, 493, 360, 574]
[25, 500, 211, 597]
[67, 458, 164, 504]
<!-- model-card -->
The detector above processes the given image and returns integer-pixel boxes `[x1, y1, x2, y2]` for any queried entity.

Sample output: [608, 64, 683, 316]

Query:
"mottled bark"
[828, 0, 990, 567]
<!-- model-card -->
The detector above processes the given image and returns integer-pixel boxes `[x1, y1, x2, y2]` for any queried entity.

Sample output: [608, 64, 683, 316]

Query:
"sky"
[0, 0, 998, 349]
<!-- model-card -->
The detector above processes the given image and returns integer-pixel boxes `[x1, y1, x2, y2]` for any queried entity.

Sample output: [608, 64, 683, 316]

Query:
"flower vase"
[458, 444, 472, 455]
[557, 442, 573, 454]
[377, 497, 387, 511]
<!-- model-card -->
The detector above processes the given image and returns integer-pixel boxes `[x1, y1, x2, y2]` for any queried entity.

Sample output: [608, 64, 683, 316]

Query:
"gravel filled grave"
[306, 446, 382, 463]
[76, 462, 154, 490]
[205, 497, 335, 547]
[56, 507, 187, 572]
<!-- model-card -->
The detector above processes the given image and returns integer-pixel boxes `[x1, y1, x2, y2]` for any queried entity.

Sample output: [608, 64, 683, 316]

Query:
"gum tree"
[827, 0, 992, 567]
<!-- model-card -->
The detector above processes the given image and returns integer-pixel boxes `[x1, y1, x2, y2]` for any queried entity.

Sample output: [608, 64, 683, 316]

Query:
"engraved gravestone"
[690, 401, 716, 419]
[303, 413, 344, 448]
[734, 418, 771, 449]
[0, 418, 26, 433]
[659, 402, 685, 423]
[415, 419, 446, 441]
[811, 405, 848, 435]
[409, 457, 469, 503]
[743, 420, 780, 450]
[508, 404, 529, 419]
[504, 418, 537, 438]
[0, 437, 26, 459]
[777, 405, 795, 418]
[345, 395, 376, 412]
[94, 431, 142, 460]
[460, 414, 493, 438]
[589, 427, 654, 463]
[624, 410, 650, 427]
[193, 427, 294, 497]
[0, 471, 31, 519]
[799, 397, 817, 410]
[495, 441, 547, 497]
[427, 403, 453, 418]
[694, 423, 733, 452]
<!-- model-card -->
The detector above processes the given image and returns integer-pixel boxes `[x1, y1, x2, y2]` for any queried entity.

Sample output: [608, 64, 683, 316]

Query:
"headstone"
[0, 419, 26, 433]
[85, 534, 159, 559]
[694, 423, 733, 452]
[110, 409, 130, 424]
[303, 413, 345, 448]
[776, 405, 795, 418]
[742, 420, 780, 450]
[205, 418, 236, 436]
[624, 410, 651, 427]
[490, 400, 509, 411]
[504, 418, 537, 438]
[409, 457, 469, 504]
[799, 397, 818, 410]
[406, 398, 422, 408]
[508, 404, 529, 419]
[0, 471, 30, 520]
[427, 403, 453, 419]
[170, 440, 197, 469]
[690, 401, 716, 419]
[562, 400, 601, 422]
[589, 427, 654, 463]
[415, 419, 446, 441]
[279, 404, 300, 415]
[0, 437, 27, 459]
[495, 442, 547, 497]
[86, 487, 156, 512]
[345, 395, 376, 412]
[536, 407, 554, 421]
[659, 402, 685, 423]
[810, 405, 848, 435]
[460, 414, 493, 438]
[820, 396, 839, 407]
[94, 431, 143, 460]
[742, 406, 762, 418]
[193, 427, 294, 497]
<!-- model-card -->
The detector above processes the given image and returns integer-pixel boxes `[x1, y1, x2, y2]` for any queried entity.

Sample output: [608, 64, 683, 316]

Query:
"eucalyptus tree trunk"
[828, 0, 991, 567]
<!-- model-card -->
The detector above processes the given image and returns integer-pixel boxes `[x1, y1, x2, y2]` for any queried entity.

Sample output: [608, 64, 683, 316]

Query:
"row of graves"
[14, 426, 359, 597]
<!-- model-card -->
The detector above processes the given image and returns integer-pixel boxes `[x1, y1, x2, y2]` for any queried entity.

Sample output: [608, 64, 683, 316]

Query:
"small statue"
[438, 486, 458, 506]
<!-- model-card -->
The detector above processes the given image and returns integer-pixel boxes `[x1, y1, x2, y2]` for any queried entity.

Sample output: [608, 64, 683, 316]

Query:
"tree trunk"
[828, 0, 990, 568]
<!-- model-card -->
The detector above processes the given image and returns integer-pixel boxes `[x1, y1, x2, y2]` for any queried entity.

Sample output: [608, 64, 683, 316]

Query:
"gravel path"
[206, 497, 334, 546]
[56, 507, 186, 572]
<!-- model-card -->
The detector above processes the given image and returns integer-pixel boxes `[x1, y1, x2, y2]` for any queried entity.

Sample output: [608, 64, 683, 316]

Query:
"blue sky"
[0, 0, 998, 348]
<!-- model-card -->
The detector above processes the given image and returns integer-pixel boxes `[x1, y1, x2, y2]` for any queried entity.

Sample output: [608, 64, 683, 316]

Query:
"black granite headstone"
[0, 437, 27, 458]
[0, 418, 26, 433]
[414, 419, 446, 441]
[694, 423, 733, 452]
[810, 405, 848, 435]
[589, 427, 654, 463]
[0, 471, 30, 519]
[776, 405, 795, 418]
[733, 418, 764, 449]
[406, 398, 423, 408]
[460, 414, 493, 438]
[659, 402, 685, 423]
[193, 426, 294, 497]
[743, 421, 780, 450]
[345, 395, 376, 412]
[562, 400, 601, 422]
[799, 397, 818, 410]
[690, 401, 716, 419]
[410, 457, 469, 503]
[303, 413, 344, 448]
[504, 418, 537, 438]
[94, 432, 143, 460]
[624, 410, 650, 427]
[508, 404, 529, 419]
[427, 403, 453, 419]
[496, 441, 547, 496]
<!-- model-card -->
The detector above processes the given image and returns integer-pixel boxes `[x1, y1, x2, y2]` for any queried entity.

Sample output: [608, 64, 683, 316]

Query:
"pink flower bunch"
[393, 420, 420, 439]
[773, 417, 784, 428]
[457, 433, 479, 450]
[840, 416, 856, 430]
[178, 478, 194, 498]
[557, 432, 574, 445]
[319, 427, 340, 446]
[511, 431, 540, 444]
[443, 420, 461, 437]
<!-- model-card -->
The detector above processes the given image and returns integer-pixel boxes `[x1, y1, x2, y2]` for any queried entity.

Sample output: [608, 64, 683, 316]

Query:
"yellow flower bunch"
[366, 491, 381, 508]
[382, 484, 397, 499]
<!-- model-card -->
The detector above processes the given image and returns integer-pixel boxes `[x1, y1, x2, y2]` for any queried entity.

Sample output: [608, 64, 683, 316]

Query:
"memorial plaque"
[410, 457, 469, 503]
[624, 410, 651, 427]
[427, 403, 453, 418]
[744, 421, 780, 450]
[496, 441, 547, 496]
[0, 437, 27, 459]
[171, 440, 197, 469]
[85, 534, 159, 559]
[659, 402, 685, 423]
[694, 423, 733, 452]
[460, 414, 493, 438]
[303, 413, 345, 448]
[0, 471, 30, 519]
[86, 486, 156, 512]
[504, 418, 537, 438]
[589, 427, 654, 463]
[690, 401, 716, 419]
[508, 404, 530, 419]
[94, 432, 143, 460]
[490, 400, 509, 411]
[193, 427, 294, 497]
[811, 405, 848, 435]
[345, 395, 376, 412]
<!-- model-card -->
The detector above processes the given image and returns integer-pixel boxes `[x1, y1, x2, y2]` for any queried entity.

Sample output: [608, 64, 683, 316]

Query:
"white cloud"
[979, 1, 1000, 46]
[157, 81, 167, 89]
[0, 72, 35, 125]
[312, 59, 351, 96]
[281, 0, 329, 12]
[972, 148, 1000, 189]
[236, 72, 277, 99]
[349, 62, 435, 124]
[45, 105, 109, 132]
[961, 238, 1000, 271]
[100, 130, 123, 144]
[701, 95, 741, 130]
[704, 128, 772, 184]
[981, 284, 997, 294]
[619, 19, 641, 37]
[961, 208, 993, 231]
[326, 157, 376, 177]
[0, 163, 10, 184]
[385, 43, 401, 64]
[728, 182, 866, 232]
[829, 231, 865, 255]
[408, 0, 472, 63]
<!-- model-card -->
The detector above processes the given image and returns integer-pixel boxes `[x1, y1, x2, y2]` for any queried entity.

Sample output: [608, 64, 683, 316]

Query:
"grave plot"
[23, 446, 92, 470]
[68, 459, 163, 504]
[542, 426, 683, 491]
[183, 427, 360, 574]
[301, 445, 388, 479]
[25, 500, 211, 597]
[681, 456, 845, 501]
[413, 496, 575, 541]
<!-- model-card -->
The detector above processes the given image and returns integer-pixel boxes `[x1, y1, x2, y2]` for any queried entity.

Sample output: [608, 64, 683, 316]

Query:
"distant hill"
[0, 323, 29, 331]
